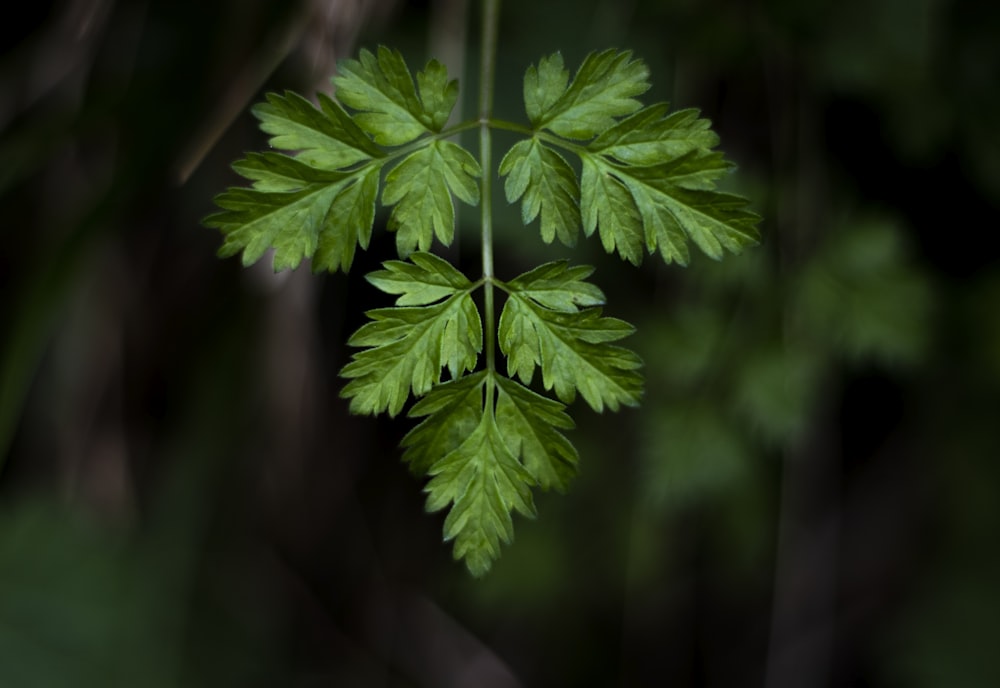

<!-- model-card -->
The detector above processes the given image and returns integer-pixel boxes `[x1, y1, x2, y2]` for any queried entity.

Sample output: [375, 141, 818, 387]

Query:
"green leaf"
[495, 376, 578, 492]
[333, 46, 456, 145]
[208, 85, 391, 272]
[499, 282, 643, 412]
[230, 151, 342, 192]
[501, 260, 604, 312]
[402, 371, 577, 574]
[251, 91, 382, 170]
[383, 140, 482, 256]
[507, 52, 759, 266]
[628, 179, 761, 265]
[526, 49, 649, 140]
[366, 252, 475, 306]
[580, 156, 645, 265]
[424, 403, 537, 577]
[206, 155, 379, 273]
[498, 138, 581, 246]
[588, 104, 720, 166]
[405, 372, 580, 576]
[311, 166, 379, 273]
[416, 58, 460, 130]
[583, 153, 760, 265]
[523, 52, 569, 125]
[402, 372, 488, 475]
[340, 256, 482, 417]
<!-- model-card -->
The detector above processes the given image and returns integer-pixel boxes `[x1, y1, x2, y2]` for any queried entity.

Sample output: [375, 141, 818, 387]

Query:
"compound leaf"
[499, 277, 643, 412]
[340, 256, 482, 417]
[618, 169, 761, 264]
[383, 140, 482, 256]
[252, 90, 382, 170]
[506, 51, 760, 267]
[588, 104, 720, 166]
[311, 165, 380, 273]
[501, 260, 604, 312]
[229, 151, 342, 192]
[366, 251, 474, 306]
[580, 156, 645, 265]
[495, 376, 578, 492]
[425, 405, 537, 577]
[402, 372, 488, 475]
[333, 46, 456, 145]
[526, 49, 649, 140]
[416, 58, 460, 130]
[498, 138, 581, 246]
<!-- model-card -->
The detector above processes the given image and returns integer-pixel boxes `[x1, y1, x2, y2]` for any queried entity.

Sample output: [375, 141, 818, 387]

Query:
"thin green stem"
[479, 0, 501, 405]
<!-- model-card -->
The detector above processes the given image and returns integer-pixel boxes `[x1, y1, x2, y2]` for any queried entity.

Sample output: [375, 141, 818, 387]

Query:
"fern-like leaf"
[403, 371, 579, 575]
[498, 263, 643, 412]
[340, 255, 482, 417]
[382, 140, 481, 256]
[502, 51, 760, 266]
[332, 46, 456, 145]
[526, 50, 650, 140]
[498, 138, 581, 246]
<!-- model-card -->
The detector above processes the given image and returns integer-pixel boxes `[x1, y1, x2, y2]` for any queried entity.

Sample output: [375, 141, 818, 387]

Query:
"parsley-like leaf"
[340, 255, 482, 416]
[498, 138, 581, 246]
[402, 371, 578, 575]
[495, 376, 577, 492]
[498, 265, 643, 412]
[208, 44, 761, 577]
[333, 46, 457, 145]
[502, 260, 605, 311]
[580, 156, 645, 265]
[402, 371, 487, 476]
[424, 402, 537, 578]
[383, 140, 482, 256]
[252, 91, 382, 170]
[208, 47, 476, 271]
[526, 50, 649, 140]
[503, 52, 760, 265]
[207, 155, 381, 271]
[618, 171, 761, 265]
[366, 251, 474, 306]
[588, 104, 720, 166]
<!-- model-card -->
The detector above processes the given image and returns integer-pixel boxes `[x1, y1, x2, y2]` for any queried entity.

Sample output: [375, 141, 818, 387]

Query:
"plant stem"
[479, 0, 501, 403]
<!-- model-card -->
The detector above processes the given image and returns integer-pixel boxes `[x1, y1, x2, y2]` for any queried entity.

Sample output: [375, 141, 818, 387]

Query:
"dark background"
[1, 0, 999, 685]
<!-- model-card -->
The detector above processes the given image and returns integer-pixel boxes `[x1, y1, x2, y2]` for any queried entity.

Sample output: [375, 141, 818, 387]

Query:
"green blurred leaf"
[733, 348, 822, 444]
[795, 217, 934, 364]
[640, 405, 750, 507]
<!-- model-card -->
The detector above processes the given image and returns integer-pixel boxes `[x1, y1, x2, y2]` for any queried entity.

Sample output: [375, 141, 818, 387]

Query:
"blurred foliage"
[1, 0, 999, 685]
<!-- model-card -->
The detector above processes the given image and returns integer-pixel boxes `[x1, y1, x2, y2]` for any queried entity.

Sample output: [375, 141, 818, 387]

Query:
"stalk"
[478, 0, 501, 405]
